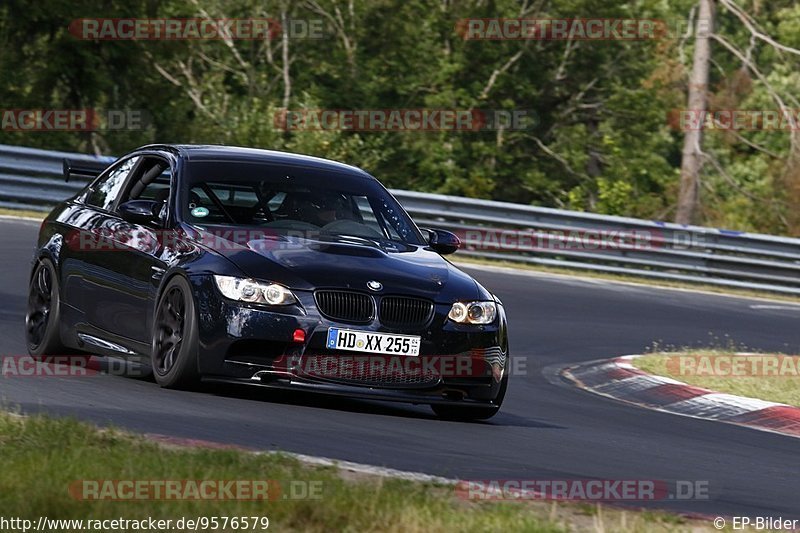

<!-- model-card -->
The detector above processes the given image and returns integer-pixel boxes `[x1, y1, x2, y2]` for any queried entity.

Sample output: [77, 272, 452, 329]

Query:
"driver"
[315, 195, 339, 225]
[299, 192, 350, 226]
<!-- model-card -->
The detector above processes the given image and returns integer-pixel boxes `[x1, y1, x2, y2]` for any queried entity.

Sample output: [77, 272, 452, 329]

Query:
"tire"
[432, 373, 508, 421]
[151, 275, 199, 389]
[26, 258, 70, 357]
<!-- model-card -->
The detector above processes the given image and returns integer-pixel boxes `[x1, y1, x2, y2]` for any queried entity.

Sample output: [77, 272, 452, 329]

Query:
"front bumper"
[190, 275, 508, 404]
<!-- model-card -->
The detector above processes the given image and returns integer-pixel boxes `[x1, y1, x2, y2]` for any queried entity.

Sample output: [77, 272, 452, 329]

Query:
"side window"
[85, 157, 140, 210]
[122, 158, 172, 204]
[135, 176, 171, 202]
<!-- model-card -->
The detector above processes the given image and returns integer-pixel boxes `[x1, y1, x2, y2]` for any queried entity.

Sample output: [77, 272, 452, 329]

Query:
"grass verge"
[0, 412, 713, 532]
[0, 208, 47, 220]
[634, 350, 800, 407]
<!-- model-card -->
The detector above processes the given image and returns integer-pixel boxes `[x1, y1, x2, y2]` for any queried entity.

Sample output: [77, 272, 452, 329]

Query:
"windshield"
[182, 161, 426, 246]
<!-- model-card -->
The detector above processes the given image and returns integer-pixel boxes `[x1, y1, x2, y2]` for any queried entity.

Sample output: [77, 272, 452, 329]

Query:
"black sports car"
[25, 145, 509, 420]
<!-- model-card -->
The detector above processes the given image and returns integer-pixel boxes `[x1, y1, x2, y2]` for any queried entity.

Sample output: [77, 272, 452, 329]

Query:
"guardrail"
[1, 143, 800, 295]
[0, 144, 114, 211]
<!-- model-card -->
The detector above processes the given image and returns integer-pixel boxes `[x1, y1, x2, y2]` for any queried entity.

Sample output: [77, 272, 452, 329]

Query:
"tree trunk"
[281, 9, 291, 110]
[675, 0, 714, 225]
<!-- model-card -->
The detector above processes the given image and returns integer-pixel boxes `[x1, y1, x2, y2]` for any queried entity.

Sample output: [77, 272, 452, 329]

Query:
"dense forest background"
[2, 0, 800, 234]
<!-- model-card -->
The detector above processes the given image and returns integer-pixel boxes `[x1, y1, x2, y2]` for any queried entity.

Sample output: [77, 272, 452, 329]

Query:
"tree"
[676, 0, 714, 225]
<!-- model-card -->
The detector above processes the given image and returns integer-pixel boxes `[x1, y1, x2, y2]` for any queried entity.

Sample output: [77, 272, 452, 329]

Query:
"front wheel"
[151, 276, 199, 389]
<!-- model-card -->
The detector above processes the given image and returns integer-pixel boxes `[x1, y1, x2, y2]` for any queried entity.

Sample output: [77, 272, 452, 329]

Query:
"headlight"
[213, 275, 297, 305]
[448, 301, 497, 324]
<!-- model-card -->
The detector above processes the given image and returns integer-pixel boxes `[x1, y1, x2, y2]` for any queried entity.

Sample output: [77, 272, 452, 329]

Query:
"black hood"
[199, 232, 487, 302]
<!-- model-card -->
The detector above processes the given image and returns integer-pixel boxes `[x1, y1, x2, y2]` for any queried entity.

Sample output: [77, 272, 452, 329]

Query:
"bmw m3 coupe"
[25, 145, 509, 420]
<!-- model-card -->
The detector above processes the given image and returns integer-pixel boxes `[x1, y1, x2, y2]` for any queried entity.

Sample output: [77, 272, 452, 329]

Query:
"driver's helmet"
[299, 192, 350, 225]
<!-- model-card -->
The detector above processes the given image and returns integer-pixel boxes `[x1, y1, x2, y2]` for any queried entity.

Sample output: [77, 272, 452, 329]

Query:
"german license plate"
[326, 328, 421, 356]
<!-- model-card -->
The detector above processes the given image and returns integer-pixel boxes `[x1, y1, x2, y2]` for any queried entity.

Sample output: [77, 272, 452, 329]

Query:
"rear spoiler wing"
[62, 158, 112, 182]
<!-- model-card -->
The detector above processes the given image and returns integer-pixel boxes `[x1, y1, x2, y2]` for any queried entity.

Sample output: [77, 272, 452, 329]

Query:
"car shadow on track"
[88, 357, 562, 429]
[202, 382, 562, 429]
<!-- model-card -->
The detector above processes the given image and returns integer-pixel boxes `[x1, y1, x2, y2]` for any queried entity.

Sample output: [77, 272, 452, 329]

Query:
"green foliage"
[2, 0, 800, 235]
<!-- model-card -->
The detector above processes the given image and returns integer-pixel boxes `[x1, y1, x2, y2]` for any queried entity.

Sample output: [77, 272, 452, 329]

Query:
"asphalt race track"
[2, 217, 799, 519]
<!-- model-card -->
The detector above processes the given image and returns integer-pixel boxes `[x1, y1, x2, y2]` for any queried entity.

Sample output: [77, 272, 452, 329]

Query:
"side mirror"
[423, 228, 461, 255]
[118, 200, 162, 226]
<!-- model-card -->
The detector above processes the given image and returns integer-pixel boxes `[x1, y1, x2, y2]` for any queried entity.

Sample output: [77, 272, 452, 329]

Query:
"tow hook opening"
[251, 370, 292, 383]
[443, 390, 465, 401]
